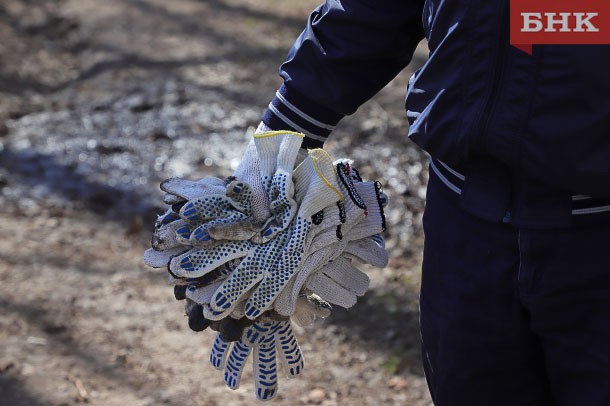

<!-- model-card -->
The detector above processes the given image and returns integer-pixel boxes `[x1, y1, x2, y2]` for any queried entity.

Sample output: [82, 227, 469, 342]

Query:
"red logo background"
[510, 0, 610, 54]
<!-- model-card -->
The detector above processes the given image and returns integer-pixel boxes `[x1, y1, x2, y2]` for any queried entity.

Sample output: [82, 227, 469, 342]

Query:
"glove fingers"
[254, 131, 303, 239]
[253, 130, 303, 181]
[269, 180, 297, 223]
[321, 257, 370, 296]
[308, 225, 342, 253]
[261, 190, 297, 240]
[143, 246, 188, 268]
[266, 133, 303, 233]
[210, 334, 230, 370]
[169, 242, 248, 278]
[244, 236, 308, 319]
[179, 196, 231, 226]
[273, 275, 299, 317]
[211, 257, 264, 312]
[155, 208, 181, 228]
[224, 341, 251, 389]
[219, 317, 253, 342]
[233, 137, 271, 223]
[306, 273, 357, 309]
[179, 191, 250, 229]
[352, 181, 387, 234]
[161, 177, 226, 201]
[347, 216, 386, 242]
[205, 298, 247, 321]
[203, 304, 232, 321]
[275, 321, 304, 378]
[185, 280, 223, 305]
[344, 237, 388, 268]
[185, 301, 210, 332]
[253, 335, 278, 401]
[229, 300, 247, 319]
[254, 131, 304, 239]
[188, 211, 252, 246]
[162, 193, 185, 205]
[206, 217, 261, 242]
[293, 149, 343, 217]
[274, 246, 334, 317]
[244, 277, 280, 319]
[335, 161, 367, 213]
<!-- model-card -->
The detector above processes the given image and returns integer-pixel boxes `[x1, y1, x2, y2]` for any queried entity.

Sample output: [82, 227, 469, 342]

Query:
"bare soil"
[0, 1, 432, 404]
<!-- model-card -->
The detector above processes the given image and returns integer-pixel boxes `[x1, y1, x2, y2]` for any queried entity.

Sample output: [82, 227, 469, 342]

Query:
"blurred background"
[0, 0, 431, 404]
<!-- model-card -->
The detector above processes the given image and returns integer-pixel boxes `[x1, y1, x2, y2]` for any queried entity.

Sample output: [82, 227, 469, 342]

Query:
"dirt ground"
[0, 1, 432, 404]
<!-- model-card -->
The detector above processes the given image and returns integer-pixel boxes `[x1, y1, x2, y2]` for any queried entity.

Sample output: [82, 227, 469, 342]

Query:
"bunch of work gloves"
[143, 124, 389, 401]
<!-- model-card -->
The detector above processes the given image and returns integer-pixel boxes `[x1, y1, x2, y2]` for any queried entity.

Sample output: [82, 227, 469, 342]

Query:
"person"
[253, 0, 610, 404]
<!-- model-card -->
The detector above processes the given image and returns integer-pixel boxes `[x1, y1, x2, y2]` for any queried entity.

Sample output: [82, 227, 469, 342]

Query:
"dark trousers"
[420, 169, 610, 406]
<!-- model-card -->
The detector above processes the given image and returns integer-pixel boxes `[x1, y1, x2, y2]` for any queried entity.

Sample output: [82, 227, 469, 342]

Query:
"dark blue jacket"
[262, 0, 610, 228]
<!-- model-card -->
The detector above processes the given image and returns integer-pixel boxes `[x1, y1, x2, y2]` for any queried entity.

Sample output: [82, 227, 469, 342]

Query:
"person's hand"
[143, 148, 390, 401]
[169, 149, 343, 320]
[208, 125, 306, 241]
[148, 123, 307, 254]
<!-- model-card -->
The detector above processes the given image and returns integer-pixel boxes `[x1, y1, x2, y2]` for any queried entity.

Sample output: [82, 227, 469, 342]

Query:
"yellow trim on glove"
[309, 149, 343, 201]
[253, 131, 305, 139]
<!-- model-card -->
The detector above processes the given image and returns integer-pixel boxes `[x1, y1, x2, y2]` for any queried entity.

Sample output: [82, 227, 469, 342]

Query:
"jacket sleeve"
[262, 0, 426, 148]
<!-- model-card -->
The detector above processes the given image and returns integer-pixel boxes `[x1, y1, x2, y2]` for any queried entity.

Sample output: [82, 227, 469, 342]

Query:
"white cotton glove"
[168, 149, 343, 320]
[232, 136, 270, 224]
[304, 256, 370, 307]
[302, 180, 387, 308]
[343, 234, 388, 268]
[209, 318, 304, 401]
[207, 125, 306, 242]
[143, 152, 389, 401]
[145, 149, 336, 323]
[273, 163, 388, 316]
[160, 176, 226, 205]
[149, 123, 306, 252]
[254, 130, 303, 239]
[145, 122, 308, 267]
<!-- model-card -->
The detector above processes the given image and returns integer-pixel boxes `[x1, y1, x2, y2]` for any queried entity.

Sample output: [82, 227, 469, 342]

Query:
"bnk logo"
[510, 0, 610, 54]
[521, 12, 599, 33]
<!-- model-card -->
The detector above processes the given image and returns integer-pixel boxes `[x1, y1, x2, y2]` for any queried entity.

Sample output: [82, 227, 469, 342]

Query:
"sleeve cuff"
[262, 84, 345, 149]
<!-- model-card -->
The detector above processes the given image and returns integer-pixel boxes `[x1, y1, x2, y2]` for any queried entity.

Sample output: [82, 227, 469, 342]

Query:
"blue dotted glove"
[143, 149, 388, 402]
[203, 128, 307, 243]
[209, 318, 304, 401]
[169, 149, 343, 320]
[144, 180, 255, 269]
[175, 180, 256, 246]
